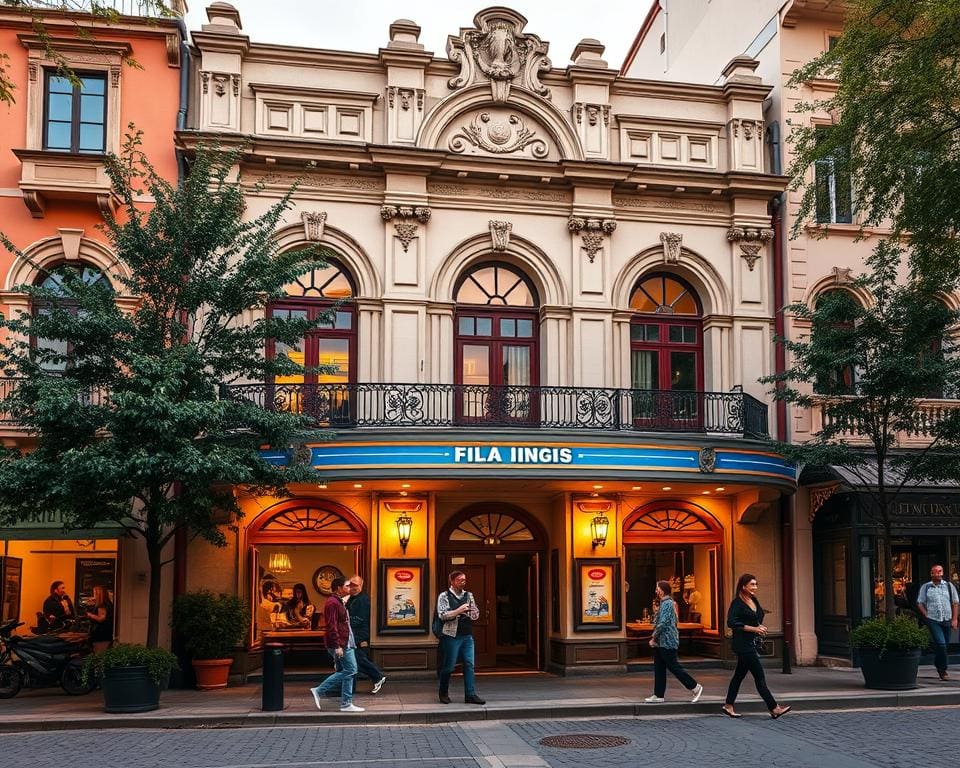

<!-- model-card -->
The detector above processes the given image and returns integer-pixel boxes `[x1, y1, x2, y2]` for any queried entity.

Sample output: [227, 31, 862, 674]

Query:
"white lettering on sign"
[453, 446, 573, 464]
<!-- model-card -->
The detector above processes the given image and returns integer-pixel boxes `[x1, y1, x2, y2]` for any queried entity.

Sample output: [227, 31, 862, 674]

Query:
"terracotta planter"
[191, 658, 233, 690]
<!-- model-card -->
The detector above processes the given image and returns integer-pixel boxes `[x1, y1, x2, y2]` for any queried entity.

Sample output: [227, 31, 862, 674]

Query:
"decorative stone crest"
[380, 206, 432, 253]
[212, 73, 229, 97]
[387, 86, 424, 112]
[489, 220, 512, 252]
[568, 217, 617, 263]
[301, 211, 327, 242]
[449, 113, 548, 158]
[698, 447, 717, 473]
[660, 232, 683, 264]
[446, 8, 551, 102]
[727, 226, 774, 272]
[831, 265, 853, 285]
[731, 118, 761, 139]
[573, 103, 610, 127]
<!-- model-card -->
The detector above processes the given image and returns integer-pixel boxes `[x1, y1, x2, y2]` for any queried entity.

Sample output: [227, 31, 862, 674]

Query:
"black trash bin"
[262, 642, 285, 711]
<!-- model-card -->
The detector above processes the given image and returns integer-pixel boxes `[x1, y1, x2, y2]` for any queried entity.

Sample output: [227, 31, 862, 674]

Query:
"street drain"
[538, 734, 631, 749]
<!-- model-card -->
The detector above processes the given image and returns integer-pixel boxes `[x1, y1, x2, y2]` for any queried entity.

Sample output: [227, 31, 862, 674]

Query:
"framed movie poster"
[378, 559, 428, 635]
[573, 558, 621, 631]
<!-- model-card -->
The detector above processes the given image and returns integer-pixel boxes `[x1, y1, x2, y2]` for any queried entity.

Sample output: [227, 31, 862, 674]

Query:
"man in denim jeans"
[310, 577, 364, 712]
[916, 565, 959, 681]
[436, 571, 485, 705]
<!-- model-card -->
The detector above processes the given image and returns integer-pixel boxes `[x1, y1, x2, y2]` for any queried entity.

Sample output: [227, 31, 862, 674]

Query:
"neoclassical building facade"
[181, 4, 792, 674]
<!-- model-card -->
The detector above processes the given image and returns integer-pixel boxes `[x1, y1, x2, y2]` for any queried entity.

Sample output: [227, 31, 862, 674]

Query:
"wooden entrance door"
[458, 556, 497, 669]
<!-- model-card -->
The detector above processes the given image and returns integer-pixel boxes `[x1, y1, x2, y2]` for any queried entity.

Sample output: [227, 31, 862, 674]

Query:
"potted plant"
[850, 616, 930, 690]
[84, 643, 179, 713]
[172, 590, 250, 690]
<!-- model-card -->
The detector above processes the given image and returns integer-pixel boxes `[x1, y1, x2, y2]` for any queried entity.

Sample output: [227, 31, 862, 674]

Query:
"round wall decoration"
[312, 565, 344, 596]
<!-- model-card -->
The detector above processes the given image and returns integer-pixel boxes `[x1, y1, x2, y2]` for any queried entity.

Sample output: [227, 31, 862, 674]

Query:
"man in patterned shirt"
[916, 565, 959, 680]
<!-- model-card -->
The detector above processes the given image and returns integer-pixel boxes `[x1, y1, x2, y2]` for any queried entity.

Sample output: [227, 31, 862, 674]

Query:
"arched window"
[812, 289, 860, 395]
[629, 273, 703, 424]
[32, 262, 112, 372]
[267, 258, 357, 387]
[454, 263, 539, 424]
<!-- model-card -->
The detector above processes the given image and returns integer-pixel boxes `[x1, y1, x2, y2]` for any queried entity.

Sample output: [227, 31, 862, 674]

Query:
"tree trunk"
[144, 507, 164, 649]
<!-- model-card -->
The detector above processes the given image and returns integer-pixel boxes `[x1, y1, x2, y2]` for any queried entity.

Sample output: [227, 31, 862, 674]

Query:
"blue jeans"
[438, 634, 476, 697]
[312, 648, 357, 707]
[926, 619, 953, 674]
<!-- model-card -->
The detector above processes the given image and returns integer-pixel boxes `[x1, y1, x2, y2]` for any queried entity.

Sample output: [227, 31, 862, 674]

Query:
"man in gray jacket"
[436, 571, 485, 705]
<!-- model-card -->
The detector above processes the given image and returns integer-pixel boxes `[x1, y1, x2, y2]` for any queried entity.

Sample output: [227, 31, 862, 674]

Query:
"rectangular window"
[814, 128, 853, 224]
[44, 72, 107, 154]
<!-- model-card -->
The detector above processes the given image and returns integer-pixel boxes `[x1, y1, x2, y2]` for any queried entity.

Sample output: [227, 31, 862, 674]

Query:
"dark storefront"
[812, 478, 960, 659]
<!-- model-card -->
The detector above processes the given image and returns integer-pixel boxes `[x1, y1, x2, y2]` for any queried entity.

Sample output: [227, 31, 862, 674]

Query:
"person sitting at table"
[257, 580, 284, 638]
[285, 583, 315, 629]
[42, 580, 75, 632]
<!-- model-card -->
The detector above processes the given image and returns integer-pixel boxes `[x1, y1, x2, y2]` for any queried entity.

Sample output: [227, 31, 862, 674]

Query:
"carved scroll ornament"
[449, 113, 548, 158]
[446, 8, 551, 102]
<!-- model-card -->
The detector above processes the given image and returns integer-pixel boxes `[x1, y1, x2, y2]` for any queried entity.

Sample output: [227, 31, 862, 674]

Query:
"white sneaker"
[691, 683, 703, 703]
[340, 703, 365, 713]
[310, 687, 322, 710]
[643, 695, 665, 703]
[372, 676, 387, 694]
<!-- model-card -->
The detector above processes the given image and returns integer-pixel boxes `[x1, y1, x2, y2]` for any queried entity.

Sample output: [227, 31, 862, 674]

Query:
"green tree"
[764, 244, 960, 620]
[787, 0, 960, 284]
[1, 1, 177, 106]
[0, 134, 331, 647]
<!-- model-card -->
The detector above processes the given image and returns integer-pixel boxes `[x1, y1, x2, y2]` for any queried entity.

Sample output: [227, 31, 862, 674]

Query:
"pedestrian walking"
[722, 573, 790, 719]
[309, 577, 364, 713]
[644, 580, 703, 703]
[346, 574, 387, 693]
[436, 571, 485, 705]
[916, 564, 959, 680]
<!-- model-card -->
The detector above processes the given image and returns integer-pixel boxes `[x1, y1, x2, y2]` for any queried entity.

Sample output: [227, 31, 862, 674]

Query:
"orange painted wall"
[0, 15, 181, 312]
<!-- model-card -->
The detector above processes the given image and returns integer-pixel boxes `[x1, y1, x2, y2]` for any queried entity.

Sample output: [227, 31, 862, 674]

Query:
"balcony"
[19, 0, 186, 16]
[220, 382, 770, 438]
[811, 396, 960, 447]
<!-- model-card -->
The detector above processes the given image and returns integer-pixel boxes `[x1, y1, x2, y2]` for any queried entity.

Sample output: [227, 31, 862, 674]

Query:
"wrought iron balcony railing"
[220, 382, 771, 438]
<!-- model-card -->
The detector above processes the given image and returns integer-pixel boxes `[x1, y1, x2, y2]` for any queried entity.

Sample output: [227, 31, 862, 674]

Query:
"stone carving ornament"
[449, 112, 548, 158]
[447, 8, 551, 102]
[727, 226, 774, 271]
[489, 220, 512, 252]
[380, 205, 432, 253]
[660, 232, 683, 264]
[301, 211, 327, 242]
[568, 217, 617, 263]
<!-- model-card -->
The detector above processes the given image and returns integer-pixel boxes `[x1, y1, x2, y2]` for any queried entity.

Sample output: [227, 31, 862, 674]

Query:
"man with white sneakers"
[346, 575, 387, 694]
[309, 577, 364, 713]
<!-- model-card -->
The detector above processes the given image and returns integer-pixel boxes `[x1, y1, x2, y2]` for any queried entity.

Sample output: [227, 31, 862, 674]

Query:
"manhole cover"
[538, 734, 631, 749]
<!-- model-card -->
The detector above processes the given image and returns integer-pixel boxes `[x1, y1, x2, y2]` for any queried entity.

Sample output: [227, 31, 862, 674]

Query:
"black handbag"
[431, 611, 443, 639]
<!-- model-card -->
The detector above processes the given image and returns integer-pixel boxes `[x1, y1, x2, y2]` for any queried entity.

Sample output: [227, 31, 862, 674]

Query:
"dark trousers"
[653, 647, 697, 697]
[725, 650, 777, 711]
[926, 619, 952, 673]
[354, 645, 385, 682]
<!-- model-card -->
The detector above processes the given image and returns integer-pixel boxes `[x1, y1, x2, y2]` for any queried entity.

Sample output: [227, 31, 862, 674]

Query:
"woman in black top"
[86, 585, 114, 652]
[722, 573, 791, 719]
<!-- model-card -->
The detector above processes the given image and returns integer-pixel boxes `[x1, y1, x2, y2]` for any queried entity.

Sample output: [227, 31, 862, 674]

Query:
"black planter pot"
[101, 665, 161, 713]
[857, 647, 922, 690]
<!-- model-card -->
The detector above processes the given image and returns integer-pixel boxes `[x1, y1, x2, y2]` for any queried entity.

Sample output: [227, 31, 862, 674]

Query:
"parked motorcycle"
[0, 619, 94, 698]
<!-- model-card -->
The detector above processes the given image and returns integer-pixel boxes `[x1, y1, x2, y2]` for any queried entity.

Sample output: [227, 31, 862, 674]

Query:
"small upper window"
[454, 263, 537, 307]
[827, 34, 840, 51]
[629, 274, 700, 316]
[44, 73, 107, 154]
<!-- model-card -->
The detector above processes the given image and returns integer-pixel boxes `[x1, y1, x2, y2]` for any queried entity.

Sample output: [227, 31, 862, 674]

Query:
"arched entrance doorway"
[247, 500, 366, 651]
[623, 501, 723, 659]
[438, 503, 547, 670]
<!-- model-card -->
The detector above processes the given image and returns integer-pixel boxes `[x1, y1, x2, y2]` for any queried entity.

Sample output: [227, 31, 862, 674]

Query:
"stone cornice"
[610, 79, 727, 103]
[242, 43, 382, 71]
[721, 80, 773, 101]
[247, 83, 380, 102]
[378, 47, 435, 69]
[564, 65, 619, 86]
[1, 8, 179, 36]
[175, 131, 788, 198]
[190, 30, 251, 56]
[18, 34, 131, 57]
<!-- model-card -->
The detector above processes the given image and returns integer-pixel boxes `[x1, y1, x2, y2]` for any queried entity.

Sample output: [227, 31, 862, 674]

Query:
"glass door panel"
[316, 337, 351, 424]
[631, 349, 659, 420]
[272, 308, 307, 414]
[669, 350, 699, 423]
[502, 344, 534, 423]
[461, 343, 491, 419]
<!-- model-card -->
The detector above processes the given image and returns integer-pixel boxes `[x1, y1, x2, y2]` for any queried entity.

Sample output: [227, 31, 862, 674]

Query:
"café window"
[44, 73, 107, 154]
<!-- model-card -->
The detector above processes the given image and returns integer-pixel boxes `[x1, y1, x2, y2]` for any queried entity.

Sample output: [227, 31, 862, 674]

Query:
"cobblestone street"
[2, 706, 957, 768]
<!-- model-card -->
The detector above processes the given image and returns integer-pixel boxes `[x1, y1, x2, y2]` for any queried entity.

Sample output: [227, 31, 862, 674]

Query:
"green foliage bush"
[850, 616, 930, 653]
[83, 643, 179, 686]
[172, 590, 250, 660]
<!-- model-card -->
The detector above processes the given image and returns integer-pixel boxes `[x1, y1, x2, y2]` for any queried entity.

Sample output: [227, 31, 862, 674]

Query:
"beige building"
[178, 3, 794, 675]
[626, 0, 960, 666]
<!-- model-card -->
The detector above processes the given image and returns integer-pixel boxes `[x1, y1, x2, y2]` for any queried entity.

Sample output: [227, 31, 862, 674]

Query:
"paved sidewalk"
[1, 665, 957, 732]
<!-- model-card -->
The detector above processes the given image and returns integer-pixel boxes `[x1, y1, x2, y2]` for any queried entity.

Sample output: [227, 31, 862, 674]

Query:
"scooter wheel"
[61, 660, 94, 696]
[0, 665, 22, 698]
